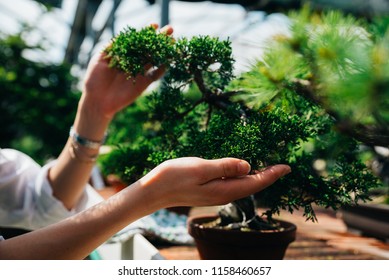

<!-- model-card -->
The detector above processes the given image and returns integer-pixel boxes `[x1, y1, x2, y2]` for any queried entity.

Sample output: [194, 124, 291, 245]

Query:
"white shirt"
[0, 148, 103, 231]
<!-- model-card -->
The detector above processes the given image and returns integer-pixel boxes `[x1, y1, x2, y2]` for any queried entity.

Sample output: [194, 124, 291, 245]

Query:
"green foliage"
[105, 26, 176, 78]
[104, 96, 151, 146]
[0, 31, 80, 163]
[99, 144, 154, 184]
[234, 7, 389, 147]
[166, 36, 234, 90]
[181, 106, 312, 169]
[102, 19, 382, 227]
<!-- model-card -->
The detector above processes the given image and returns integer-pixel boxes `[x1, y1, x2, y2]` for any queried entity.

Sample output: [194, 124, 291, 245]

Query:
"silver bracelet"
[69, 126, 107, 149]
[69, 141, 98, 163]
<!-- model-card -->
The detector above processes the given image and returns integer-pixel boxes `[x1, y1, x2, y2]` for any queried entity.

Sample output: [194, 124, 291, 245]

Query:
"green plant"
[0, 30, 80, 163]
[102, 10, 385, 230]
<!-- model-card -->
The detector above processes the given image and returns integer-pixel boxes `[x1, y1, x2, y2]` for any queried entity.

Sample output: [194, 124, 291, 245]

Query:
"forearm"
[0, 181, 162, 260]
[0, 157, 291, 259]
[48, 98, 112, 210]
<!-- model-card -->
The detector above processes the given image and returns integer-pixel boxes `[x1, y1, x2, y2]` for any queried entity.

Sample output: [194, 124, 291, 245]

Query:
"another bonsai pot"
[188, 215, 297, 260]
[340, 203, 389, 241]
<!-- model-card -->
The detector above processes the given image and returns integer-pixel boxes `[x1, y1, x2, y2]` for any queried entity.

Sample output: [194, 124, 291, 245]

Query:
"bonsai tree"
[101, 8, 386, 231]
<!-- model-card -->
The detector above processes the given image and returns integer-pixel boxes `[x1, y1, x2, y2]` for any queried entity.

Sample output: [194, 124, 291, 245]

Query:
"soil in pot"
[188, 215, 297, 260]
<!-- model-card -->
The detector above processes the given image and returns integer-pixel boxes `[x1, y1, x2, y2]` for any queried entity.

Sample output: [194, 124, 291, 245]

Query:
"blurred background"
[1, 1, 388, 259]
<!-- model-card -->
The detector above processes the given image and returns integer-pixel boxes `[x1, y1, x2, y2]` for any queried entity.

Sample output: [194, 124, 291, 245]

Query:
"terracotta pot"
[188, 215, 296, 260]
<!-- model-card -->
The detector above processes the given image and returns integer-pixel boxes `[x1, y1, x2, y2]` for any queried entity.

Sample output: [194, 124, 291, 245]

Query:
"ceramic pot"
[188, 215, 296, 260]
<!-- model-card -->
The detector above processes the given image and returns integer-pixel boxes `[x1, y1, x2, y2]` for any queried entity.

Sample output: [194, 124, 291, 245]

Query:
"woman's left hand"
[74, 24, 173, 138]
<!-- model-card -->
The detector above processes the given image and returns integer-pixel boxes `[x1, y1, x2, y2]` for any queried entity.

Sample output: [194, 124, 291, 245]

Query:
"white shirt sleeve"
[31, 160, 104, 229]
[0, 149, 103, 230]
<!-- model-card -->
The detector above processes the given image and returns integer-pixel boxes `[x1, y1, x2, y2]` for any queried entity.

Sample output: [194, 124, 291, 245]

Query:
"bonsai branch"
[290, 79, 389, 147]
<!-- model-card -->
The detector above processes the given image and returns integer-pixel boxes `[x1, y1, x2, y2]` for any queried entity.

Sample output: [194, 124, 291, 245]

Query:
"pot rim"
[188, 214, 297, 236]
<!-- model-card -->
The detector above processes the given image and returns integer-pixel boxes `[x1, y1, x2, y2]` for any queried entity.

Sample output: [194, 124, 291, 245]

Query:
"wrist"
[68, 126, 106, 163]
[137, 167, 178, 209]
[69, 126, 107, 150]
[111, 181, 166, 222]
[73, 99, 112, 141]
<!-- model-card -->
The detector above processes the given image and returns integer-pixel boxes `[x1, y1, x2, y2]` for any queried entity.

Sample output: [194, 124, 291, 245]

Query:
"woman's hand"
[139, 157, 291, 209]
[74, 24, 174, 139]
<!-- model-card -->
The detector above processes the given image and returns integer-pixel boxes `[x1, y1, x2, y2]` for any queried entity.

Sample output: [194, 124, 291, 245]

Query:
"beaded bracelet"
[69, 126, 107, 150]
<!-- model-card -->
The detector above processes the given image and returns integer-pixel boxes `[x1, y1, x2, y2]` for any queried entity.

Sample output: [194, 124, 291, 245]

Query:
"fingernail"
[238, 160, 251, 174]
[280, 165, 292, 176]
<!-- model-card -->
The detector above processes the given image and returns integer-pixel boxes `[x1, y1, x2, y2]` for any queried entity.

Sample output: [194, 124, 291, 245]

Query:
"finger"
[249, 165, 291, 189]
[144, 65, 166, 82]
[238, 165, 291, 195]
[150, 23, 159, 30]
[128, 64, 165, 85]
[200, 158, 251, 182]
[202, 164, 291, 205]
[159, 25, 173, 36]
[127, 66, 166, 95]
[143, 63, 154, 73]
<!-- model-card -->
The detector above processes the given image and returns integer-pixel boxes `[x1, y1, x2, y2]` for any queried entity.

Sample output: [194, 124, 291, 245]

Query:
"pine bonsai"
[101, 9, 386, 231]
